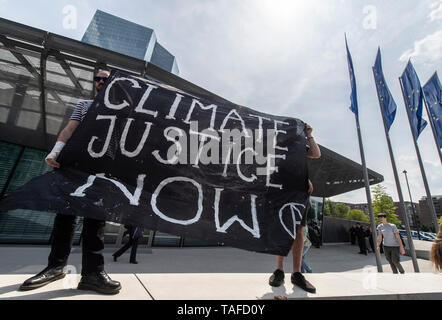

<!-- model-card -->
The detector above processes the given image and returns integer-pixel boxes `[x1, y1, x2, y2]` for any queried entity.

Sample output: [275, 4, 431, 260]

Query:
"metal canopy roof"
[0, 17, 383, 198]
[308, 145, 383, 197]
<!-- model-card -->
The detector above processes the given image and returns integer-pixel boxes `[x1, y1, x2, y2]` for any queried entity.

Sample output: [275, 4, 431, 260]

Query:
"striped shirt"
[70, 100, 93, 122]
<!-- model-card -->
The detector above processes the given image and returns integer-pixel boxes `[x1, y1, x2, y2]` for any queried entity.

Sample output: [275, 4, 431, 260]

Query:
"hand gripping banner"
[0, 70, 310, 256]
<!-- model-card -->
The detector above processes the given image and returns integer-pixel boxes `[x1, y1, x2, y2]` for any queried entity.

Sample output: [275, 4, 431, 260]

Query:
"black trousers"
[383, 246, 405, 274]
[113, 236, 139, 262]
[350, 234, 356, 245]
[48, 214, 105, 276]
[368, 236, 375, 252]
[357, 236, 367, 253]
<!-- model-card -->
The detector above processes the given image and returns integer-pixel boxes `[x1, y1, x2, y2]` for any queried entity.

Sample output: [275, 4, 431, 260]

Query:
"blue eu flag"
[345, 36, 358, 119]
[400, 61, 427, 139]
[373, 48, 397, 132]
[423, 72, 442, 149]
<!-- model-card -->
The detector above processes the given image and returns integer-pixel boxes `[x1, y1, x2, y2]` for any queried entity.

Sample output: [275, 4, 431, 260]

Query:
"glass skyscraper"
[82, 10, 179, 75]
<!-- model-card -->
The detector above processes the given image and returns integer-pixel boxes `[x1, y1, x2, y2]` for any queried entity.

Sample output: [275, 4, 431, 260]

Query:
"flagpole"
[354, 115, 384, 272]
[372, 67, 419, 272]
[345, 34, 383, 272]
[422, 86, 442, 164]
[399, 77, 440, 232]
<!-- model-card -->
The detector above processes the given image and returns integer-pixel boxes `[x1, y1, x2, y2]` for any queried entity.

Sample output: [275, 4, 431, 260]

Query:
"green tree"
[345, 209, 370, 223]
[371, 184, 402, 227]
[324, 199, 334, 216]
[439, 216, 442, 226]
[324, 199, 349, 218]
[335, 203, 350, 218]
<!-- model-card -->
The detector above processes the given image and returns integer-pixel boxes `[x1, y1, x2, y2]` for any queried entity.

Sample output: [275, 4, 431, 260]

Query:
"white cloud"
[429, 2, 442, 21]
[399, 29, 442, 64]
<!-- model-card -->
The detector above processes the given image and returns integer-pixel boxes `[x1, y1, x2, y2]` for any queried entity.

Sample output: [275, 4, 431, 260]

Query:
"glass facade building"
[82, 10, 179, 75]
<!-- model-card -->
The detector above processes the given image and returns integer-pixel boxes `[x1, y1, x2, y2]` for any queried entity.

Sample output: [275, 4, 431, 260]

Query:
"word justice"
[86, 76, 297, 189]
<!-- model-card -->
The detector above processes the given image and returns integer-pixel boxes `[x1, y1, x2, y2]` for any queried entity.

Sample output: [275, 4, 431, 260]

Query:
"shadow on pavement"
[0, 282, 92, 300]
[0, 244, 431, 275]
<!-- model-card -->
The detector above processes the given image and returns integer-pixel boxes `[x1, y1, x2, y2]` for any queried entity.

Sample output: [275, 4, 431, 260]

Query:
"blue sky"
[1, 0, 441, 204]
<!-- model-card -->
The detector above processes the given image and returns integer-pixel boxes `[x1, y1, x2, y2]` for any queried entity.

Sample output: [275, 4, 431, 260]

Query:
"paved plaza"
[0, 241, 441, 300]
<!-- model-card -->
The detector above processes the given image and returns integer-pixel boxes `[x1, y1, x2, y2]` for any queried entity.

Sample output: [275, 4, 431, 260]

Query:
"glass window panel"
[56, 92, 87, 105]
[70, 63, 94, 80]
[103, 222, 120, 245]
[21, 88, 41, 112]
[0, 80, 15, 107]
[79, 80, 93, 91]
[307, 196, 324, 246]
[0, 141, 22, 192]
[119, 227, 151, 245]
[183, 237, 221, 247]
[15, 110, 41, 130]
[137, 232, 151, 245]
[15, 47, 41, 70]
[0, 146, 58, 244]
[6, 147, 51, 192]
[46, 92, 70, 116]
[0, 46, 44, 146]
[0, 106, 9, 123]
[0, 45, 20, 63]
[0, 210, 55, 244]
[44, 59, 93, 131]
[45, 114, 63, 135]
[0, 46, 38, 79]
[26, 55, 41, 70]
[308, 196, 324, 224]
[46, 58, 75, 88]
[43, 58, 94, 140]
[152, 231, 181, 247]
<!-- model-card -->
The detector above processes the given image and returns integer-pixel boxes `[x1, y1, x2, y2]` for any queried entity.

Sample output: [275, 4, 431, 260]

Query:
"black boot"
[77, 271, 121, 295]
[19, 266, 66, 291]
[269, 269, 285, 287]
[291, 272, 316, 293]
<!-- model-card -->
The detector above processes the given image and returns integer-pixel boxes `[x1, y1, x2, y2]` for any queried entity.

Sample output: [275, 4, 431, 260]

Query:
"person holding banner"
[268, 123, 320, 293]
[19, 70, 122, 295]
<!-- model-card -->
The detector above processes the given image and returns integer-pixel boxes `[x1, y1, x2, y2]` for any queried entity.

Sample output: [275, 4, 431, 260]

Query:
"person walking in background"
[376, 213, 405, 274]
[311, 221, 321, 248]
[363, 226, 370, 252]
[349, 224, 356, 245]
[307, 222, 320, 249]
[355, 223, 367, 255]
[113, 225, 142, 264]
[301, 225, 313, 273]
[430, 224, 442, 272]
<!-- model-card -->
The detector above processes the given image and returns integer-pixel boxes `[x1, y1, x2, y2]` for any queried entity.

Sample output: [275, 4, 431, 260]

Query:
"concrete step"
[1, 272, 441, 300]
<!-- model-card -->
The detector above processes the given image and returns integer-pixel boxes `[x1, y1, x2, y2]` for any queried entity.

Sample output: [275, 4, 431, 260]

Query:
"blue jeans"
[301, 245, 312, 273]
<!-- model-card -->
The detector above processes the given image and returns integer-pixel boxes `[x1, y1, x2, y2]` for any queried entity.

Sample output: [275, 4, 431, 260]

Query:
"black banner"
[0, 70, 310, 256]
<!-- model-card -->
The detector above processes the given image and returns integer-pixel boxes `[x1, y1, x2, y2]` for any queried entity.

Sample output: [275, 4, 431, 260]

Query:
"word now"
[70, 173, 305, 240]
